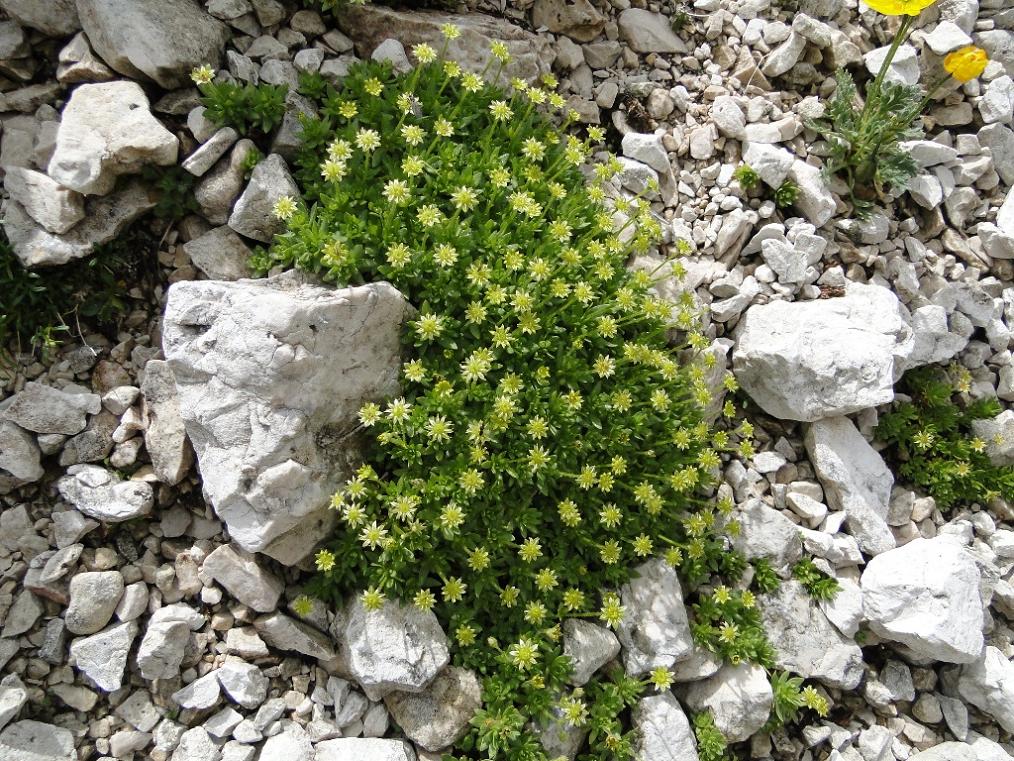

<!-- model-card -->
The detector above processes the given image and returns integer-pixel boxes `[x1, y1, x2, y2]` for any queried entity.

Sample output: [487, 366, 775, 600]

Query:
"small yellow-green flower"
[190, 64, 214, 85]
[413, 589, 436, 611]
[272, 195, 297, 220]
[442, 576, 466, 603]
[412, 43, 437, 64]
[509, 637, 539, 670]
[315, 549, 335, 572]
[361, 586, 385, 610]
[519, 537, 543, 562]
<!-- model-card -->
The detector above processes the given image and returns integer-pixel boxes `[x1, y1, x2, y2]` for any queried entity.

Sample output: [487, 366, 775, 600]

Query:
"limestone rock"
[0, 0, 79, 36]
[805, 417, 895, 556]
[731, 498, 803, 573]
[57, 465, 154, 523]
[3, 168, 85, 235]
[65, 570, 123, 635]
[1, 381, 99, 435]
[183, 225, 253, 281]
[862, 537, 984, 663]
[226, 153, 300, 243]
[217, 659, 269, 709]
[201, 544, 282, 612]
[734, 283, 914, 422]
[618, 8, 688, 53]
[0, 421, 44, 492]
[632, 693, 698, 761]
[563, 619, 620, 686]
[2, 181, 157, 267]
[684, 663, 773, 743]
[255, 612, 336, 661]
[958, 646, 1014, 733]
[48, 81, 178, 196]
[315, 738, 417, 761]
[141, 359, 194, 485]
[77, 0, 230, 89]
[338, 6, 552, 83]
[0, 675, 28, 731]
[617, 558, 693, 677]
[0, 720, 78, 761]
[136, 604, 204, 680]
[162, 273, 408, 563]
[69, 621, 138, 692]
[340, 599, 450, 700]
[384, 666, 481, 751]
[759, 580, 863, 689]
[531, 0, 604, 42]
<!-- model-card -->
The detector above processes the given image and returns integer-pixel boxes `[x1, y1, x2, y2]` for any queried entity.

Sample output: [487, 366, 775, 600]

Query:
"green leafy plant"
[141, 165, 200, 220]
[257, 38, 828, 759]
[1, 229, 153, 367]
[732, 163, 759, 190]
[772, 179, 799, 209]
[765, 671, 830, 731]
[875, 366, 1013, 509]
[240, 146, 264, 179]
[694, 711, 729, 761]
[191, 67, 288, 136]
[669, 4, 691, 32]
[810, 7, 989, 215]
[750, 557, 780, 594]
[791, 558, 840, 602]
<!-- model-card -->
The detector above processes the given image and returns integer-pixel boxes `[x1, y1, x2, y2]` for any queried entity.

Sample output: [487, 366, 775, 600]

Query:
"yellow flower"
[863, 0, 936, 15]
[272, 195, 297, 220]
[190, 64, 214, 85]
[944, 45, 989, 83]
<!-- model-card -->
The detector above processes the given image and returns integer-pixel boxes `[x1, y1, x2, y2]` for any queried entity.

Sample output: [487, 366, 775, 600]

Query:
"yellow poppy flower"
[864, 0, 936, 16]
[943, 45, 989, 83]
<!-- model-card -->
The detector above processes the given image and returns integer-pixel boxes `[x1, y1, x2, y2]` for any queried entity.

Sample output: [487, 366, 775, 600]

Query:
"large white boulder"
[47, 81, 178, 196]
[733, 283, 914, 421]
[77, 0, 229, 89]
[805, 416, 895, 556]
[162, 273, 408, 564]
[861, 537, 984, 663]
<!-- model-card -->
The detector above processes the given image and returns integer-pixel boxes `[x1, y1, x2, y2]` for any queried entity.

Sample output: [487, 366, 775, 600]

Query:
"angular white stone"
[958, 646, 1014, 733]
[48, 81, 177, 196]
[1, 381, 100, 436]
[384, 666, 481, 751]
[141, 359, 194, 486]
[563, 619, 620, 686]
[759, 580, 863, 689]
[731, 498, 803, 573]
[862, 537, 984, 663]
[57, 465, 153, 523]
[3, 168, 84, 234]
[617, 558, 693, 677]
[315, 738, 417, 761]
[734, 283, 914, 422]
[684, 663, 773, 743]
[217, 659, 269, 709]
[69, 621, 138, 692]
[632, 693, 698, 761]
[805, 417, 895, 556]
[65, 570, 124, 635]
[256, 613, 336, 661]
[340, 599, 449, 701]
[743, 142, 794, 188]
[971, 410, 1014, 466]
[77, 0, 229, 89]
[0, 720, 78, 761]
[226, 153, 300, 243]
[201, 544, 282, 612]
[0, 674, 28, 731]
[162, 273, 408, 563]
[618, 8, 688, 53]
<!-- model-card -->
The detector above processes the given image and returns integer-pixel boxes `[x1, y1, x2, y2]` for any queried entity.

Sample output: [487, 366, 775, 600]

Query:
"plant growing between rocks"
[192, 65, 288, 136]
[811, 0, 989, 214]
[238, 32, 829, 759]
[876, 365, 1014, 509]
